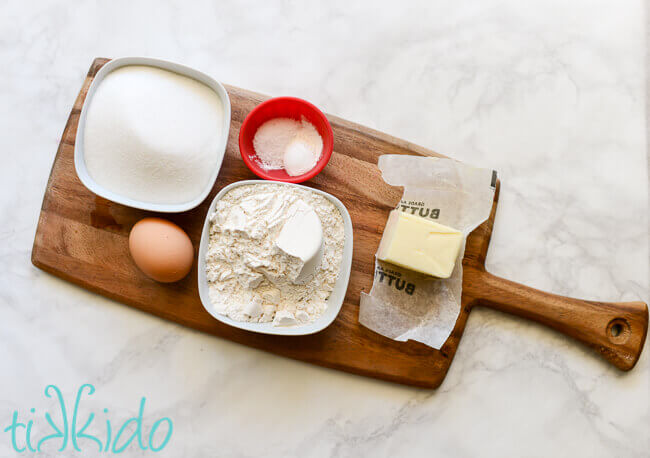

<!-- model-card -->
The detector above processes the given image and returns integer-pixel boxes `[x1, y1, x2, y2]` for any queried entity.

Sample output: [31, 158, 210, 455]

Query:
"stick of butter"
[377, 210, 463, 279]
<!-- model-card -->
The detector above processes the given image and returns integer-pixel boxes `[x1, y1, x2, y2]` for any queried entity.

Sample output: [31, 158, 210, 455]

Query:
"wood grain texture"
[32, 58, 648, 388]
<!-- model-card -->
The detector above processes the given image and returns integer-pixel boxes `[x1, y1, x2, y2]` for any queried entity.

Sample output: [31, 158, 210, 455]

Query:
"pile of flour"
[205, 183, 345, 326]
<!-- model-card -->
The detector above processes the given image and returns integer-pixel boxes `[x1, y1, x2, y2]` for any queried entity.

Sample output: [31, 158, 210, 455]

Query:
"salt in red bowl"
[239, 96, 334, 183]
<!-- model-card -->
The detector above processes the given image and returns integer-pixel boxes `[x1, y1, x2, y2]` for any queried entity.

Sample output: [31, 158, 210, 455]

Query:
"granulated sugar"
[83, 65, 225, 204]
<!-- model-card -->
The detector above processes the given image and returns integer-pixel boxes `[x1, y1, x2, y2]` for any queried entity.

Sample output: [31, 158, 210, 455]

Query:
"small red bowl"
[239, 96, 334, 183]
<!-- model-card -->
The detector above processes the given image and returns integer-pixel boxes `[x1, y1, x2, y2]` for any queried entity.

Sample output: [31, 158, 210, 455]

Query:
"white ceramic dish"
[197, 180, 354, 336]
[74, 57, 232, 212]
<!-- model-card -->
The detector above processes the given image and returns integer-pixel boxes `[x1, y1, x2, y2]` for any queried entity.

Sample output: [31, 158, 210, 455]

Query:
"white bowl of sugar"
[75, 57, 231, 212]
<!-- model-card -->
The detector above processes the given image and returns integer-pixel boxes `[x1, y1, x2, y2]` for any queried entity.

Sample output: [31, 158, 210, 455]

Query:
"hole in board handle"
[606, 318, 631, 345]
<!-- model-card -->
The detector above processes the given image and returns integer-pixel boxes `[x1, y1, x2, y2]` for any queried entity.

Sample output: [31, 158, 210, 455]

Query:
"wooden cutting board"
[32, 58, 648, 388]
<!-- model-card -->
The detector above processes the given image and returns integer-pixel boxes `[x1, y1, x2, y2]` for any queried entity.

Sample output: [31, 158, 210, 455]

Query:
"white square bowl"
[197, 180, 354, 336]
[74, 56, 232, 213]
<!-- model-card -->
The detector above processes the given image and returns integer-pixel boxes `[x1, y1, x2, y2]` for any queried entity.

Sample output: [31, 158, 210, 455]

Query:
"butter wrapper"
[359, 155, 496, 349]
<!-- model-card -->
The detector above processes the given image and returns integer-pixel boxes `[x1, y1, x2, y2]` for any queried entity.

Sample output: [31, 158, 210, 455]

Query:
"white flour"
[205, 183, 345, 326]
[83, 65, 225, 204]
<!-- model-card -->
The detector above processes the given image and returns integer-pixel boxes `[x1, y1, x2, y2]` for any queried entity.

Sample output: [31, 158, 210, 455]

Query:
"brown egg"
[128, 217, 194, 283]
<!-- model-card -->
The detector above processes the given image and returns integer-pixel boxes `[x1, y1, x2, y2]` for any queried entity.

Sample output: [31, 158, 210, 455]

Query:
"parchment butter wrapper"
[359, 155, 496, 349]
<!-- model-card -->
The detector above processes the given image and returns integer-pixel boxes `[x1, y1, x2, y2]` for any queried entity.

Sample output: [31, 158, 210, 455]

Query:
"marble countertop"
[1, 1, 647, 456]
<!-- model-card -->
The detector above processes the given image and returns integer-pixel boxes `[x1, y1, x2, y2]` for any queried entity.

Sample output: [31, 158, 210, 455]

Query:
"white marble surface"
[1, 0, 648, 456]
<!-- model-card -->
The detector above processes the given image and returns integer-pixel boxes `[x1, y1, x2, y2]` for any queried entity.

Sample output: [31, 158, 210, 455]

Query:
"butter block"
[377, 210, 463, 279]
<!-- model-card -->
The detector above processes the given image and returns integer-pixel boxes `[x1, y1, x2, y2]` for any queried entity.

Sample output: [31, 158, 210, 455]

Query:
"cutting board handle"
[475, 272, 648, 371]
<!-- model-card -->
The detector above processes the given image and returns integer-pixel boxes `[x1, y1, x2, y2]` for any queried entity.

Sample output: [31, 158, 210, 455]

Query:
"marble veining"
[0, 0, 647, 456]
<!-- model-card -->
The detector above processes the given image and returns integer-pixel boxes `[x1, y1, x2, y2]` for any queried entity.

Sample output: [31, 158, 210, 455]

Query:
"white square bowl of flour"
[75, 57, 231, 212]
[197, 180, 354, 336]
